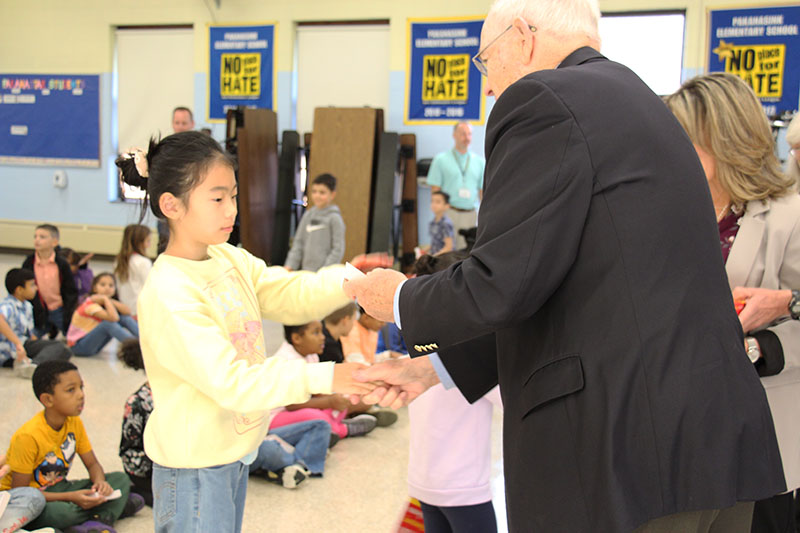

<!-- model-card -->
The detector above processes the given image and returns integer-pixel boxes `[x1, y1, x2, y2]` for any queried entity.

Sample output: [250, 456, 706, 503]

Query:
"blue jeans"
[251, 420, 331, 475]
[34, 305, 65, 338]
[152, 461, 249, 533]
[0, 486, 46, 532]
[72, 316, 138, 356]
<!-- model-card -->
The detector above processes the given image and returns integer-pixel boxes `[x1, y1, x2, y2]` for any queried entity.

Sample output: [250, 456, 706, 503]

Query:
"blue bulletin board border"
[706, 3, 800, 114]
[405, 16, 486, 126]
[207, 22, 278, 123]
[0, 74, 100, 167]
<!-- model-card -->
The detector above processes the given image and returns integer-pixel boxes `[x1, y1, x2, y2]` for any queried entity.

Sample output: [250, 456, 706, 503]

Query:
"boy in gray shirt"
[284, 174, 346, 271]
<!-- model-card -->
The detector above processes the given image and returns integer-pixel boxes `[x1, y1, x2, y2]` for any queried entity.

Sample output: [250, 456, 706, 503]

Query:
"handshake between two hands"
[330, 357, 440, 409]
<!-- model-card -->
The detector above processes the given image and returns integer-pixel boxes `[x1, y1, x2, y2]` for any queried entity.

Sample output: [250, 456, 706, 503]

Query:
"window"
[598, 12, 686, 96]
[113, 27, 194, 200]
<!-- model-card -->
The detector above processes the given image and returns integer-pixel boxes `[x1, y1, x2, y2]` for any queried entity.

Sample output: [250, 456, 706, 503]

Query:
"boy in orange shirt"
[21, 224, 77, 339]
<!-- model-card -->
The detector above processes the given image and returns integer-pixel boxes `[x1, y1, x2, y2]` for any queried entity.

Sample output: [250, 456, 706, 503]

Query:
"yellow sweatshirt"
[137, 243, 351, 468]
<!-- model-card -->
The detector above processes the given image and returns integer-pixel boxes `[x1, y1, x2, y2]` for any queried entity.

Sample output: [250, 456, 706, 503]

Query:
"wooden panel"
[237, 108, 278, 263]
[370, 132, 398, 253]
[308, 107, 380, 261]
[399, 134, 418, 273]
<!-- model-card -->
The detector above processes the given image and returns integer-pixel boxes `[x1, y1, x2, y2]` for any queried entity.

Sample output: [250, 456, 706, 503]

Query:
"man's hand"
[332, 362, 378, 396]
[72, 489, 104, 509]
[732, 287, 792, 333]
[353, 356, 440, 409]
[343, 268, 406, 323]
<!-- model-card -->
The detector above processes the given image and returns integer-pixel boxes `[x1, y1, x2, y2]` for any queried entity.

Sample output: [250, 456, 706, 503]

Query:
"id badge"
[458, 188, 471, 199]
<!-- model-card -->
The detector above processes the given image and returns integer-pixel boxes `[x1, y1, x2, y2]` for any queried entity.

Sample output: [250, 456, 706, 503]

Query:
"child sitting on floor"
[66, 273, 138, 356]
[118, 338, 154, 506]
[270, 321, 377, 439]
[0, 360, 144, 532]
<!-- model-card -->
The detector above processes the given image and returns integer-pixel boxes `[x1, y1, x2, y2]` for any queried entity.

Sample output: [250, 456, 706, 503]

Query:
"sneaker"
[369, 408, 398, 427]
[342, 414, 377, 437]
[328, 433, 341, 448]
[265, 463, 309, 489]
[13, 360, 36, 379]
[119, 492, 145, 518]
[65, 520, 117, 533]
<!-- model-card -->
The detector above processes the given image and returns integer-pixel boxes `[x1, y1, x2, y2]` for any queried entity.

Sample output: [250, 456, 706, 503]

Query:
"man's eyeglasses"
[472, 24, 536, 76]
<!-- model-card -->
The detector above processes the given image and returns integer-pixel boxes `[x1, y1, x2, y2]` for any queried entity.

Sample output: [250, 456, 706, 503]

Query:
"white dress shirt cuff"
[393, 279, 455, 389]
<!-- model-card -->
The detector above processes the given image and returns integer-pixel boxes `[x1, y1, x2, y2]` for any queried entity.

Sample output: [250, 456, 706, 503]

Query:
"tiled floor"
[0, 252, 506, 532]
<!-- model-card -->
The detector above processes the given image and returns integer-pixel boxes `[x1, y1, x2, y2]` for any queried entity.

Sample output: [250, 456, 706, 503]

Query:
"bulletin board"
[0, 74, 100, 167]
[708, 5, 800, 114]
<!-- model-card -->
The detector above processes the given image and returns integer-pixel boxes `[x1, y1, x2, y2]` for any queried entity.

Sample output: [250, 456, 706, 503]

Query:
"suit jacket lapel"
[726, 200, 769, 288]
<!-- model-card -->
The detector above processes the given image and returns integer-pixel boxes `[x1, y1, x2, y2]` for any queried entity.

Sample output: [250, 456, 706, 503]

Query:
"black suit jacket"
[22, 252, 78, 333]
[399, 48, 785, 532]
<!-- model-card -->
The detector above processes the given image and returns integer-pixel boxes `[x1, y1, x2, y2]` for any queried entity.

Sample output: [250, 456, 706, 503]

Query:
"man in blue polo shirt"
[426, 121, 485, 249]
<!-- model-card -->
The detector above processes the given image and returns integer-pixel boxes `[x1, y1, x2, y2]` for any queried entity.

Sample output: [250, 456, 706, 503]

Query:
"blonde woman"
[786, 113, 800, 188]
[666, 72, 800, 533]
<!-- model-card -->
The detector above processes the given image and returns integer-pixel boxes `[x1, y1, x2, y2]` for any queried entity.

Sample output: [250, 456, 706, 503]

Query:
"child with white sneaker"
[271, 321, 377, 439]
[0, 269, 72, 378]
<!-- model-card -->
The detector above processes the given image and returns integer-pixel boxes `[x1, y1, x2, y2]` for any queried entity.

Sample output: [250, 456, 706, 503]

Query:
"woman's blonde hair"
[664, 72, 794, 206]
[785, 113, 800, 187]
[114, 224, 151, 282]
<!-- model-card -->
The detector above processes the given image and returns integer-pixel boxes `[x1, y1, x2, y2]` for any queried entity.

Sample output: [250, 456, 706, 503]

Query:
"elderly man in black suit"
[345, 0, 785, 531]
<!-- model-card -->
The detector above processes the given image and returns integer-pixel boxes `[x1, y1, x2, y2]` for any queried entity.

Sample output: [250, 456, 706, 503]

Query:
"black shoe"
[329, 433, 341, 448]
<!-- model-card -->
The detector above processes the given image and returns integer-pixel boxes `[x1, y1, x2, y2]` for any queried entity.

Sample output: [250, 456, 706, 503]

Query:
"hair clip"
[132, 149, 149, 178]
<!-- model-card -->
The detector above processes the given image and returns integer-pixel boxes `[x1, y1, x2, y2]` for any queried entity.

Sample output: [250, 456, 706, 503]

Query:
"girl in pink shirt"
[67, 273, 138, 356]
[408, 252, 503, 533]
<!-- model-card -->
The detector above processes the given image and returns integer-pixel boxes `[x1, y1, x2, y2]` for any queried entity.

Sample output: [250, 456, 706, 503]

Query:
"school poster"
[0, 74, 100, 167]
[406, 17, 485, 125]
[708, 5, 800, 115]
[208, 23, 276, 121]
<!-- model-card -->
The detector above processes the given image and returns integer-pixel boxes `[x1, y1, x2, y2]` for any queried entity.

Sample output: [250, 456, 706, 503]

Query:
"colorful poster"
[0, 74, 100, 167]
[708, 6, 800, 115]
[208, 24, 276, 121]
[406, 17, 485, 125]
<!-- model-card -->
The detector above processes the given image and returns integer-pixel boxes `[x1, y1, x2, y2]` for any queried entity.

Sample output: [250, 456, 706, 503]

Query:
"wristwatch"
[790, 290, 800, 320]
[744, 336, 761, 363]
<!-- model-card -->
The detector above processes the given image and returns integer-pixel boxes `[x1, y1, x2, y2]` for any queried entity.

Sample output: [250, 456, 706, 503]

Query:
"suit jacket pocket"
[521, 354, 584, 419]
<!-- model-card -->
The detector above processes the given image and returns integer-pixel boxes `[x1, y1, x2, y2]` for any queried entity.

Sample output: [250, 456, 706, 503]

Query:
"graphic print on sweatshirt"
[207, 267, 267, 435]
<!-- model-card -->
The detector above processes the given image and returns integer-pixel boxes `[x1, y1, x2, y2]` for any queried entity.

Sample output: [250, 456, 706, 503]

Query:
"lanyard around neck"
[452, 149, 470, 178]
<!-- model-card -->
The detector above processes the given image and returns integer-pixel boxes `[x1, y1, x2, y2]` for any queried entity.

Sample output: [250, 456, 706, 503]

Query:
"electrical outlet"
[53, 170, 68, 188]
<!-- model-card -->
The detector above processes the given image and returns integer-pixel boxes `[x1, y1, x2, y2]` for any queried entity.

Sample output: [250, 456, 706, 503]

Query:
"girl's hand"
[332, 363, 379, 396]
[79, 252, 94, 266]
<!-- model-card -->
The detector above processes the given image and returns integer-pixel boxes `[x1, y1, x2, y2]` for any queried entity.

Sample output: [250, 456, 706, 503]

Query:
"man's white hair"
[489, 0, 600, 43]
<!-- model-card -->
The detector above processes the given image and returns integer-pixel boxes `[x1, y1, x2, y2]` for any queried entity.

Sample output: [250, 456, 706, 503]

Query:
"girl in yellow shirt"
[115, 131, 372, 533]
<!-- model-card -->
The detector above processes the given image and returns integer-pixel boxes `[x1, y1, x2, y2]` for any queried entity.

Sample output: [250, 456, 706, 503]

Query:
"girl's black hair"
[118, 338, 145, 371]
[284, 324, 311, 343]
[115, 131, 236, 223]
[413, 250, 469, 276]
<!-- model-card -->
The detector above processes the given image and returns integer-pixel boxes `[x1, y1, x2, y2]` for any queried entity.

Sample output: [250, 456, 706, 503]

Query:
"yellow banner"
[713, 41, 785, 98]
[220, 53, 261, 98]
[422, 54, 469, 102]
